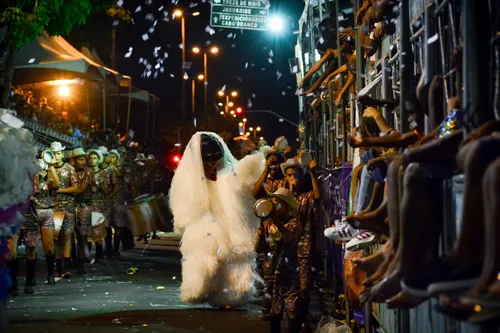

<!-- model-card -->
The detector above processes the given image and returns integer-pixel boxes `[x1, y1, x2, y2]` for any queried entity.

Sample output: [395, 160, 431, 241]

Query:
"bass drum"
[153, 193, 174, 232]
[125, 196, 158, 236]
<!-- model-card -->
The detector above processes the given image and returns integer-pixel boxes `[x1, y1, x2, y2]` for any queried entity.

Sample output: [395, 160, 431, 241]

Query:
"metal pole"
[181, 16, 186, 121]
[225, 95, 229, 113]
[102, 73, 107, 129]
[204, 52, 208, 118]
[192, 79, 195, 113]
[399, 0, 412, 133]
[381, 58, 391, 122]
[126, 80, 132, 132]
[145, 97, 150, 139]
[152, 95, 156, 138]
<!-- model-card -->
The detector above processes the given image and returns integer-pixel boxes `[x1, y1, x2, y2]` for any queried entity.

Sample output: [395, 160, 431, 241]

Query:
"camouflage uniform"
[92, 169, 113, 228]
[21, 175, 55, 247]
[258, 178, 289, 275]
[107, 165, 126, 228]
[297, 191, 316, 293]
[257, 217, 302, 318]
[53, 163, 78, 233]
[121, 164, 135, 203]
[75, 167, 93, 237]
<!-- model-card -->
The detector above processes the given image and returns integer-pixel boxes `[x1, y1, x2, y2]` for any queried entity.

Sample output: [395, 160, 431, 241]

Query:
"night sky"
[68, 0, 305, 144]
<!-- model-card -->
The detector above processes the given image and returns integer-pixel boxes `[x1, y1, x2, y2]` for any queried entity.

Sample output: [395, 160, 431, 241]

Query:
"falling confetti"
[117, 0, 123, 6]
[28, 58, 35, 64]
[276, 71, 282, 80]
[135, 6, 142, 13]
[269, 50, 274, 57]
[141, 33, 149, 41]
[205, 26, 216, 35]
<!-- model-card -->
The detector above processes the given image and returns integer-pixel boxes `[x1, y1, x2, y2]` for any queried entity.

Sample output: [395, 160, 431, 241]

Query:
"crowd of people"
[6, 141, 171, 296]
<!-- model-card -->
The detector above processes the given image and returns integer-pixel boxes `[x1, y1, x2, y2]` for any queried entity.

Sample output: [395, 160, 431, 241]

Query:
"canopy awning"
[10, 32, 119, 85]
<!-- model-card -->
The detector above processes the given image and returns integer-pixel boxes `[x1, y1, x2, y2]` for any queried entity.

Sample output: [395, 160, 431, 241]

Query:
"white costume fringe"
[169, 132, 265, 307]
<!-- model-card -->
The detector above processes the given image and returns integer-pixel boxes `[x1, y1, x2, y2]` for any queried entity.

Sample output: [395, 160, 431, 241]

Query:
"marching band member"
[73, 148, 92, 274]
[106, 149, 126, 257]
[50, 141, 79, 277]
[7, 157, 60, 295]
[87, 149, 110, 263]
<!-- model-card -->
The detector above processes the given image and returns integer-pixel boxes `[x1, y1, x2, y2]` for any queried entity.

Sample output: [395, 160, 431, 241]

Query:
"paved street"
[6, 237, 269, 333]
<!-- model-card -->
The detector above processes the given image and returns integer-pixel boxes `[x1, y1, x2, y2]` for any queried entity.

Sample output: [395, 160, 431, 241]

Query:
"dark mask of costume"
[201, 134, 224, 162]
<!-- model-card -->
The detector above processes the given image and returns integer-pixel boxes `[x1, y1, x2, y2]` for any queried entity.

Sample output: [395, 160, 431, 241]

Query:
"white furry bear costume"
[169, 132, 265, 307]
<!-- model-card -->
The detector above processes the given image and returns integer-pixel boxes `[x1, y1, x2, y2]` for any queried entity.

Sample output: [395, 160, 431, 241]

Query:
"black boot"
[24, 259, 36, 294]
[77, 259, 86, 275]
[86, 242, 92, 263]
[71, 240, 77, 269]
[55, 258, 63, 277]
[6, 259, 19, 297]
[113, 229, 121, 257]
[95, 243, 103, 263]
[45, 255, 55, 285]
[63, 258, 72, 271]
[105, 228, 113, 258]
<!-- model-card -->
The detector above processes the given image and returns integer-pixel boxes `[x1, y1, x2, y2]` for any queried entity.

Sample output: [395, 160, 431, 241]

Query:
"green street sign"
[210, 0, 269, 31]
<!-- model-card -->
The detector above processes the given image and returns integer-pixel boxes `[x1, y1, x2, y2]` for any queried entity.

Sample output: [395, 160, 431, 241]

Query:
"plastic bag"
[315, 315, 336, 333]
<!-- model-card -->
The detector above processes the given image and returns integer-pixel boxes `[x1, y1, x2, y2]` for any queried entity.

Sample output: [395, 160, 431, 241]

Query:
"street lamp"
[218, 90, 225, 97]
[197, 74, 204, 80]
[192, 45, 220, 118]
[249, 127, 254, 131]
[228, 102, 234, 107]
[260, 136, 264, 141]
[269, 16, 284, 32]
[59, 86, 70, 98]
[256, 126, 261, 132]
[219, 111, 224, 115]
[231, 91, 238, 97]
[243, 118, 247, 122]
[192, 11, 200, 16]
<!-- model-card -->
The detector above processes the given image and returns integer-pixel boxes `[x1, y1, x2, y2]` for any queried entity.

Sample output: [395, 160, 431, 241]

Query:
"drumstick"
[140, 238, 150, 256]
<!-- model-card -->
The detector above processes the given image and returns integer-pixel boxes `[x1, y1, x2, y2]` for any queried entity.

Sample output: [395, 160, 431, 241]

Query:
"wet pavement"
[6, 238, 269, 333]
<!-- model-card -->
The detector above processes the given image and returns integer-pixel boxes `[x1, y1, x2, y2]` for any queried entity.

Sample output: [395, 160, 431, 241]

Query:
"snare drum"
[89, 212, 107, 242]
[298, 150, 313, 167]
[274, 136, 289, 152]
[253, 198, 274, 219]
[53, 211, 65, 240]
[125, 196, 158, 236]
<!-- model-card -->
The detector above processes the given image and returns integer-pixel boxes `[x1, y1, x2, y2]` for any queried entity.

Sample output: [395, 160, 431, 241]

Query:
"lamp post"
[192, 46, 219, 118]
[173, 10, 187, 120]
[192, 74, 204, 113]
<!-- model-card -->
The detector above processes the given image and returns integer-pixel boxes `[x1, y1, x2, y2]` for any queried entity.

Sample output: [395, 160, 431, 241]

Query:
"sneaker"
[324, 222, 363, 241]
[345, 232, 375, 251]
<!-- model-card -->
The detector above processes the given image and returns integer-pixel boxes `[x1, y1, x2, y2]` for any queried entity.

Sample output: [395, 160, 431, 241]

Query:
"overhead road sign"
[211, 0, 270, 31]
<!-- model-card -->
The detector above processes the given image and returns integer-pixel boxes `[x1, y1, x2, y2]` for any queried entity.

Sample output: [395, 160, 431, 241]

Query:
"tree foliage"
[0, 0, 115, 49]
